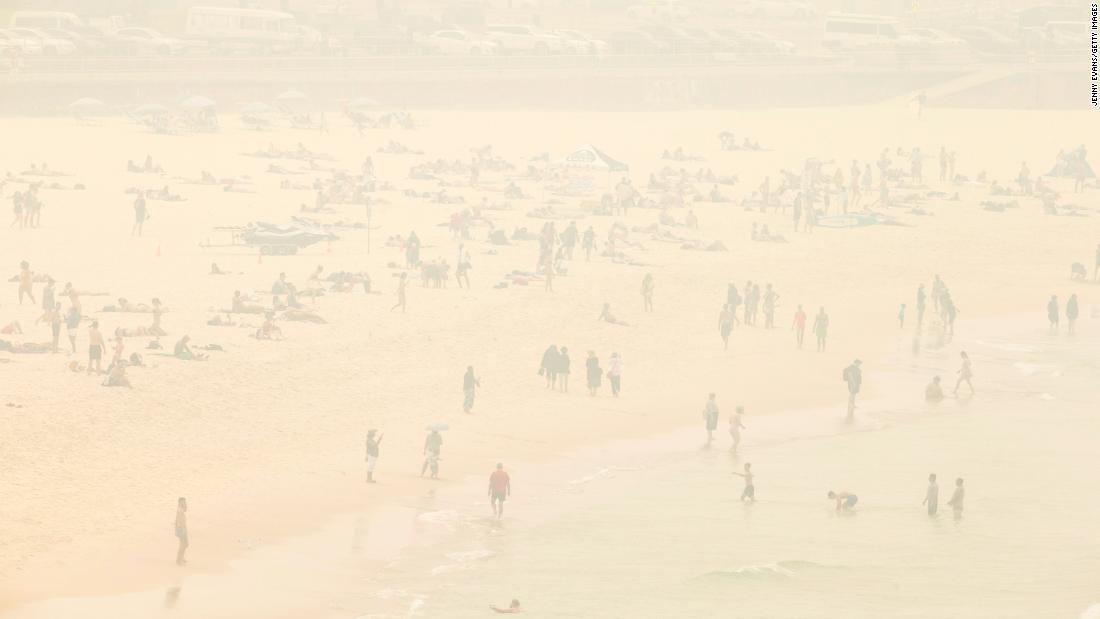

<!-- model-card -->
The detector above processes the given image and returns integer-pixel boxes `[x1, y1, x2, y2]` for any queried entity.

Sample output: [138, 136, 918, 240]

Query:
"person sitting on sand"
[231, 291, 265, 314]
[925, 376, 944, 402]
[828, 490, 858, 512]
[256, 314, 283, 340]
[210, 262, 225, 275]
[490, 599, 521, 614]
[0, 321, 22, 335]
[173, 335, 206, 361]
[105, 363, 132, 388]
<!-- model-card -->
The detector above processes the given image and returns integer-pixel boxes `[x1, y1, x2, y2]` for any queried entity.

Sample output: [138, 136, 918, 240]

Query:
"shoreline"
[0, 307, 1072, 615]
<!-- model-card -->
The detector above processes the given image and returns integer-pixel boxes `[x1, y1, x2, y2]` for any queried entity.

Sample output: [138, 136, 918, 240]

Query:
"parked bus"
[185, 6, 301, 53]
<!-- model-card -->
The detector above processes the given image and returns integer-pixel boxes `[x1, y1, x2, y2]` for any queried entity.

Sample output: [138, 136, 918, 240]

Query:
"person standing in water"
[792, 304, 807, 348]
[729, 406, 746, 452]
[953, 351, 974, 395]
[1066, 294, 1079, 335]
[422, 429, 443, 479]
[174, 497, 189, 566]
[489, 463, 511, 518]
[947, 478, 965, 519]
[390, 272, 408, 313]
[365, 429, 383, 483]
[813, 307, 829, 352]
[732, 462, 755, 502]
[463, 366, 480, 413]
[718, 304, 735, 350]
[1047, 294, 1059, 333]
[923, 473, 939, 516]
[842, 359, 862, 418]
[703, 393, 719, 444]
[641, 273, 654, 312]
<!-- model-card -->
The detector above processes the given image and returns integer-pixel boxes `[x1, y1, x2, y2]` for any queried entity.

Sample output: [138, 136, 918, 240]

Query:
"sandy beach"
[0, 105, 1097, 617]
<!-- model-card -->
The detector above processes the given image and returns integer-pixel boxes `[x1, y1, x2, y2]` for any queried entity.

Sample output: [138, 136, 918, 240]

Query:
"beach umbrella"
[275, 90, 309, 103]
[347, 97, 380, 110]
[240, 102, 275, 115]
[69, 97, 105, 110]
[133, 103, 169, 116]
[180, 95, 217, 110]
[425, 422, 450, 432]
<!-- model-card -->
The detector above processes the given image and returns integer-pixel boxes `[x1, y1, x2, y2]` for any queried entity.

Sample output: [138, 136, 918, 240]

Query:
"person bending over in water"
[828, 490, 858, 512]
[490, 599, 521, 614]
[925, 376, 944, 402]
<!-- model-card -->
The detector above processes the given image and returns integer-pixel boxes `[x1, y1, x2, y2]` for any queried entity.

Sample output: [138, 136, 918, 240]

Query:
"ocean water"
[346, 317, 1100, 619]
[6, 316, 1098, 619]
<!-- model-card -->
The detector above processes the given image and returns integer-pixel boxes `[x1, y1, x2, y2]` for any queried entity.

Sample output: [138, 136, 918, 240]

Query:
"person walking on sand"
[732, 462, 755, 502]
[582, 225, 596, 262]
[489, 463, 511, 518]
[422, 429, 443, 478]
[365, 429, 383, 483]
[947, 478, 965, 519]
[132, 194, 148, 236]
[1047, 294, 1059, 333]
[18, 261, 35, 305]
[1066, 294, 1079, 334]
[842, 359, 862, 418]
[607, 352, 623, 397]
[641, 273, 654, 312]
[390, 272, 408, 313]
[65, 304, 80, 353]
[792, 304, 807, 348]
[923, 473, 939, 516]
[87, 321, 107, 374]
[174, 497, 189, 566]
[812, 307, 829, 352]
[463, 366, 480, 413]
[719, 304, 735, 350]
[703, 393, 719, 444]
[585, 351, 601, 396]
[558, 347, 571, 393]
[540, 345, 560, 389]
[762, 284, 779, 329]
[916, 284, 926, 328]
[729, 406, 746, 453]
[898, 303, 906, 328]
[953, 351, 974, 395]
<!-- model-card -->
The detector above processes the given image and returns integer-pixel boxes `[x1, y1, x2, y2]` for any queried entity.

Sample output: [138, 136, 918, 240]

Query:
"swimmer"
[828, 490, 858, 512]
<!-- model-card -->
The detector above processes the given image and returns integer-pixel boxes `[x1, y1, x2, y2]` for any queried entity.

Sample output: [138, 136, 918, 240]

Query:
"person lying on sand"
[1, 321, 23, 335]
[490, 599, 521, 614]
[206, 314, 237, 327]
[255, 314, 284, 340]
[598, 303, 629, 326]
[279, 309, 326, 324]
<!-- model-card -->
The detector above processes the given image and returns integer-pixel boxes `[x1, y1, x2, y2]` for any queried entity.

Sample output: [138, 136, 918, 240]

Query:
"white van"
[822, 14, 903, 49]
[10, 11, 84, 30]
[185, 6, 300, 51]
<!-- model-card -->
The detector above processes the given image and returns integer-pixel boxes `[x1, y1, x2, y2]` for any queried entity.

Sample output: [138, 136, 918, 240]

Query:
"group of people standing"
[539, 345, 622, 397]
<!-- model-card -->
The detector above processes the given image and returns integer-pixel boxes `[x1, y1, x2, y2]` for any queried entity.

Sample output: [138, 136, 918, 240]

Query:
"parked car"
[606, 30, 671, 54]
[626, 1, 690, 21]
[638, 25, 710, 53]
[113, 27, 186, 55]
[714, 29, 794, 56]
[732, 0, 817, 20]
[418, 29, 499, 55]
[6, 28, 76, 55]
[552, 29, 609, 55]
[953, 26, 1023, 57]
[0, 29, 43, 55]
[484, 24, 562, 54]
[42, 28, 109, 54]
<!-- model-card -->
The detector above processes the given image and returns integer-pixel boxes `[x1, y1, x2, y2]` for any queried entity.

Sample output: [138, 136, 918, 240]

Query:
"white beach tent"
[556, 144, 629, 172]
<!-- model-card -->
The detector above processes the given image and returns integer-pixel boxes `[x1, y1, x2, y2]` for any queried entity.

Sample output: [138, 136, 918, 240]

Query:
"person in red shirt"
[489, 463, 511, 518]
[791, 304, 807, 349]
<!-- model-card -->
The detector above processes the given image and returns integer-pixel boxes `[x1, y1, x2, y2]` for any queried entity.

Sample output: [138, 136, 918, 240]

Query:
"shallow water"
[7, 317, 1099, 618]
